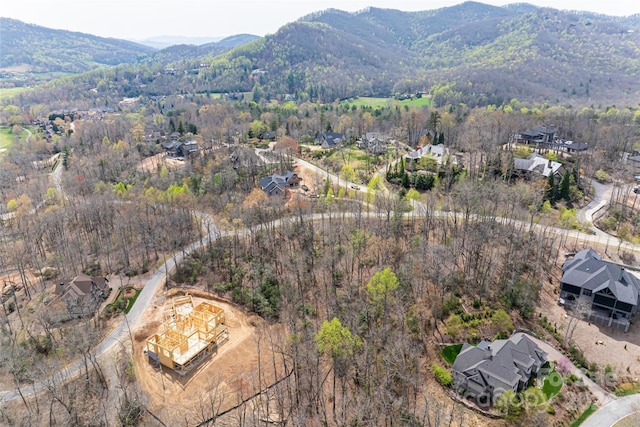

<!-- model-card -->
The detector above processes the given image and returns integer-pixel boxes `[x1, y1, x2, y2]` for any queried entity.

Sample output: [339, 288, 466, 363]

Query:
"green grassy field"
[341, 96, 433, 109]
[0, 126, 29, 151]
[0, 86, 30, 101]
[0, 127, 16, 150]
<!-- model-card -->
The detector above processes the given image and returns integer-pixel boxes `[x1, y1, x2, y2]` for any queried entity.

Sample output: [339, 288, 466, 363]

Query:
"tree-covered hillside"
[144, 34, 260, 65]
[0, 18, 155, 73]
[4, 2, 640, 107]
[184, 2, 640, 105]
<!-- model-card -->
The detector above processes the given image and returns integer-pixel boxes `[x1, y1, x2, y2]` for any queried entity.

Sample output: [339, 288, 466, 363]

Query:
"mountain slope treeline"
[0, 18, 155, 73]
[4, 2, 640, 107]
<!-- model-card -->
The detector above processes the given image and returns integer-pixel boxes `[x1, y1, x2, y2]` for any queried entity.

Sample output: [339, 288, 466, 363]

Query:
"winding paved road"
[0, 213, 220, 402]
[2, 153, 640, 423]
[581, 395, 640, 427]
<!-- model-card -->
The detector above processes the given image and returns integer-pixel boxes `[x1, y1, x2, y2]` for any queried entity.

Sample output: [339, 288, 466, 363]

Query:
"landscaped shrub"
[432, 363, 452, 386]
[568, 346, 588, 369]
[442, 295, 461, 317]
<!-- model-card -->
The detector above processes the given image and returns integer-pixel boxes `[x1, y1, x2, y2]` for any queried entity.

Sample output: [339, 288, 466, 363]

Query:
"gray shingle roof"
[561, 249, 640, 306]
[452, 333, 547, 394]
[513, 153, 562, 177]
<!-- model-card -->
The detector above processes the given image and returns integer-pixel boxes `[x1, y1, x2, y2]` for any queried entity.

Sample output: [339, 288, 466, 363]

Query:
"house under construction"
[145, 295, 229, 376]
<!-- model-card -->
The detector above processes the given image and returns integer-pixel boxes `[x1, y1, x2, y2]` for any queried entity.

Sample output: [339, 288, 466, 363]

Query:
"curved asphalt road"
[581, 395, 640, 427]
[2, 157, 640, 415]
[0, 213, 219, 402]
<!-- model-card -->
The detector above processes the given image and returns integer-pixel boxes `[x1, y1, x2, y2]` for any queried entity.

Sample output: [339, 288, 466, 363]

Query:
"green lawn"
[0, 126, 30, 151]
[570, 403, 598, 427]
[0, 127, 17, 150]
[0, 86, 30, 101]
[442, 344, 464, 364]
[105, 286, 142, 315]
[340, 96, 433, 109]
[542, 370, 563, 399]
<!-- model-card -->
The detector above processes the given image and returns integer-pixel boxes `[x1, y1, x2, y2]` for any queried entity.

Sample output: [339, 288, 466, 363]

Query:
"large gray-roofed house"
[315, 132, 346, 149]
[405, 144, 457, 166]
[513, 153, 563, 179]
[517, 125, 557, 144]
[259, 171, 300, 196]
[452, 333, 547, 406]
[560, 249, 640, 323]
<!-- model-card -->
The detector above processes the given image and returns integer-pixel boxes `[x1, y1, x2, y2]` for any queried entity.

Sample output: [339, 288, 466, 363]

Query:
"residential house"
[161, 140, 200, 158]
[560, 249, 640, 329]
[179, 140, 199, 157]
[552, 140, 589, 153]
[161, 140, 181, 156]
[224, 92, 244, 101]
[54, 274, 109, 318]
[452, 333, 547, 406]
[358, 132, 389, 155]
[513, 153, 563, 180]
[315, 132, 346, 149]
[258, 131, 277, 141]
[259, 171, 300, 196]
[515, 125, 588, 153]
[405, 144, 455, 166]
[516, 125, 557, 145]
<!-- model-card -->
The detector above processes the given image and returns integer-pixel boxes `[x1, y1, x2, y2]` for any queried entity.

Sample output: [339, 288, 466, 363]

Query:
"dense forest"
[2, 2, 640, 425]
[1, 83, 640, 423]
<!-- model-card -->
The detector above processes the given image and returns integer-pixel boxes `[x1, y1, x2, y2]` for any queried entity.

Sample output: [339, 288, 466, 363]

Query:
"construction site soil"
[131, 289, 286, 424]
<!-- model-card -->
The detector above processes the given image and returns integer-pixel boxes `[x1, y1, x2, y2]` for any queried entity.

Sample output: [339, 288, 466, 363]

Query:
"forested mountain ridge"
[213, 2, 640, 105]
[0, 18, 155, 73]
[4, 2, 640, 107]
[145, 34, 260, 65]
[0, 18, 258, 76]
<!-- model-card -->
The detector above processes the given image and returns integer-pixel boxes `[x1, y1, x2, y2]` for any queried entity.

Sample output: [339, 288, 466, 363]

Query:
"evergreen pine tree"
[560, 171, 571, 201]
[402, 172, 410, 189]
[547, 173, 556, 201]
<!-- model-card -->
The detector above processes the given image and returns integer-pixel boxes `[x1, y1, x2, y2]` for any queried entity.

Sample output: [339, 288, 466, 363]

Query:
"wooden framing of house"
[145, 295, 229, 376]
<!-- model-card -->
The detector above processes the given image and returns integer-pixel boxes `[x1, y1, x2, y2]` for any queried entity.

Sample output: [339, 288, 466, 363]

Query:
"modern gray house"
[259, 171, 300, 196]
[452, 333, 547, 406]
[512, 153, 564, 180]
[405, 144, 456, 166]
[315, 132, 346, 149]
[560, 249, 640, 328]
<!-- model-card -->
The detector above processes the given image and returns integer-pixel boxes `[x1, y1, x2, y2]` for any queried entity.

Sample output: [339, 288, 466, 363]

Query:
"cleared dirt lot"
[131, 289, 285, 424]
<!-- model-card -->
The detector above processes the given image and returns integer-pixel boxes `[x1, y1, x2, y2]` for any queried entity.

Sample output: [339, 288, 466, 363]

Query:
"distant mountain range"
[3, 2, 640, 106]
[0, 17, 259, 74]
[133, 36, 227, 50]
[0, 18, 154, 73]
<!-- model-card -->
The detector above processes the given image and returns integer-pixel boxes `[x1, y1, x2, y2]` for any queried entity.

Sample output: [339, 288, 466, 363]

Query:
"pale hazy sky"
[2, 0, 639, 41]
